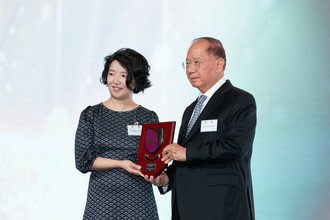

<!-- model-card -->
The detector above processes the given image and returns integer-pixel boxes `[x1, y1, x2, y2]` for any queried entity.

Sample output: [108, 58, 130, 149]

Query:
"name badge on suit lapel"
[201, 119, 218, 132]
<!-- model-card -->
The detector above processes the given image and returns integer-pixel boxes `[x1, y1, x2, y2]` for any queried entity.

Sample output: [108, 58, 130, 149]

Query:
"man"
[147, 37, 256, 220]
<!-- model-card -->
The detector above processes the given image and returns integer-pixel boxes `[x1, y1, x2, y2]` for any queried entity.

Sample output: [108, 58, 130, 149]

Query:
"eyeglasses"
[182, 58, 217, 70]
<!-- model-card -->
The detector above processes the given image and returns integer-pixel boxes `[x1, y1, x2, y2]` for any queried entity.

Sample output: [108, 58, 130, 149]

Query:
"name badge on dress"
[127, 125, 142, 136]
[201, 119, 218, 132]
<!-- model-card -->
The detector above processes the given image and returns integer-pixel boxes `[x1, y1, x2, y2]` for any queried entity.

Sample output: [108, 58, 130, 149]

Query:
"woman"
[75, 48, 159, 219]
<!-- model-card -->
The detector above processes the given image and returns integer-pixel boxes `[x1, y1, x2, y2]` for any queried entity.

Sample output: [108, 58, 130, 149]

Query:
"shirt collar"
[200, 77, 226, 99]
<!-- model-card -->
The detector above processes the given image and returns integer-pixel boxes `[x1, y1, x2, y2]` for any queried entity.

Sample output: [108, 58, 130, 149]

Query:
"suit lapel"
[183, 80, 233, 143]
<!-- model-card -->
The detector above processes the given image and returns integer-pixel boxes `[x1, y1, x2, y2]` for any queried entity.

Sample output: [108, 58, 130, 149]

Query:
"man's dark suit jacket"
[160, 80, 256, 220]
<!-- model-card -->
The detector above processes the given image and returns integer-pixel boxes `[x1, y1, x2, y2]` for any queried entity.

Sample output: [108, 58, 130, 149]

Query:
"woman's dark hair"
[100, 48, 151, 93]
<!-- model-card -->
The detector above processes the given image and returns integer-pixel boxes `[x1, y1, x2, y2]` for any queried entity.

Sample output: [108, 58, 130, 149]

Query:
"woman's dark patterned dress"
[75, 103, 159, 220]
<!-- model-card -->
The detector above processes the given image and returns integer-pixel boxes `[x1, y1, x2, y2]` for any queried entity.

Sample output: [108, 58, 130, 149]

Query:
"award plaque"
[138, 121, 176, 177]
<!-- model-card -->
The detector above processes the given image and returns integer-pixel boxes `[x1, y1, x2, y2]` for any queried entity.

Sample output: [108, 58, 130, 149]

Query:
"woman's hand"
[119, 160, 144, 177]
[92, 157, 144, 177]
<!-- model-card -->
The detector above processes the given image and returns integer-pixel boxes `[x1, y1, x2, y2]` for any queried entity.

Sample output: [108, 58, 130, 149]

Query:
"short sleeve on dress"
[75, 106, 97, 173]
[149, 110, 159, 123]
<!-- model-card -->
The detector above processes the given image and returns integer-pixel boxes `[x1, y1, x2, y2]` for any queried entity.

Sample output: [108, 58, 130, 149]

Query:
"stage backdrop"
[0, 0, 329, 219]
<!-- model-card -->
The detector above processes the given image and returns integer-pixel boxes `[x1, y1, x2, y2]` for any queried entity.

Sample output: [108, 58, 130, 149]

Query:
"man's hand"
[161, 143, 186, 164]
[145, 173, 169, 187]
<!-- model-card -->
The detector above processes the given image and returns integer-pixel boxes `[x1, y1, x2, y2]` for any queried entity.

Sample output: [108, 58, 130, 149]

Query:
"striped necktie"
[186, 95, 207, 136]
